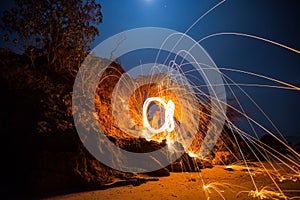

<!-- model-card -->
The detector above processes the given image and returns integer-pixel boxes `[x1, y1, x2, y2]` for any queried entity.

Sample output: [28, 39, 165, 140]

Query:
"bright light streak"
[143, 97, 175, 134]
[188, 151, 198, 158]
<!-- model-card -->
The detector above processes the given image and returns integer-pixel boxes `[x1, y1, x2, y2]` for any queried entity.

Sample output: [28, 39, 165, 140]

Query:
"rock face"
[0, 51, 253, 197]
[257, 134, 290, 159]
[168, 153, 213, 172]
[28, 133, 137, 195]
[91, 57, 253, 167]
[210, 126, 254, 165]
[7, 131, 164, 197]
[0, 88, 42, 197]
[0, 55, 170, 197]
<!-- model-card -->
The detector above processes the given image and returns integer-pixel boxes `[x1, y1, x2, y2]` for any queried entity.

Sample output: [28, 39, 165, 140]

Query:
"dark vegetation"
[0, 0, 107, 198]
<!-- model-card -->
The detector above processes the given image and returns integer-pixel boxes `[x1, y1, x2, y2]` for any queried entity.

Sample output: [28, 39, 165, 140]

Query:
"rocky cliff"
[0, 50, 253, 197]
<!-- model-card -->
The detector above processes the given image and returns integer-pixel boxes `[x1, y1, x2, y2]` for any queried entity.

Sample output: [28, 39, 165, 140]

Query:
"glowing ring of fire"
[143, 97, 175, 134]
[73, 27, 226, 173]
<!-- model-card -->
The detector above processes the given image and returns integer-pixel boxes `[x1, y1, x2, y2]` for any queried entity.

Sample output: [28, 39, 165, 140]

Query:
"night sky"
[95, 0, 300, 140]
[1, 0, 300, 140]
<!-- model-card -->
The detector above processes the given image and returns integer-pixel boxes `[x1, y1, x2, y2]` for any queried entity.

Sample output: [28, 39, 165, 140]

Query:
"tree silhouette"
[0, 0, 103, 133]
[1, 0, 102, 76]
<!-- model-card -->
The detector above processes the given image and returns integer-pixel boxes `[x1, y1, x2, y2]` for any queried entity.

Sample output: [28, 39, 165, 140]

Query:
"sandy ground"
[42, 165, 300, 200]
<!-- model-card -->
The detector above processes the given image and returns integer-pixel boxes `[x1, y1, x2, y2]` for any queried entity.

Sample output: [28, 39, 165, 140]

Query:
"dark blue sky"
[95, 0, 300, 139]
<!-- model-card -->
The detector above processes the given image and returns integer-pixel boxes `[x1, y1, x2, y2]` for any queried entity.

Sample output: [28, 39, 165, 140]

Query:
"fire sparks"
[74, 1, 300, 199]
[248, 187, 290, 200]
[203, 182, 226, 200]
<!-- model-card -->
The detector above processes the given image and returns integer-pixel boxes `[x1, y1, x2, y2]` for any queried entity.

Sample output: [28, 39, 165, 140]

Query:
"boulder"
[209, 126, 254, 165]
[167, 153, 213, 172]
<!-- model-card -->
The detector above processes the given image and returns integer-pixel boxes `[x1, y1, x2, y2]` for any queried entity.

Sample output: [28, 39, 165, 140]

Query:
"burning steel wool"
[142, 97, 175, 135]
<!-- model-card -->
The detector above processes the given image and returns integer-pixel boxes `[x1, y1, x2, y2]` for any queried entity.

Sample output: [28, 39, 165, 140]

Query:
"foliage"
[0, 0, 103, 133]
[1, 0, 102, 77]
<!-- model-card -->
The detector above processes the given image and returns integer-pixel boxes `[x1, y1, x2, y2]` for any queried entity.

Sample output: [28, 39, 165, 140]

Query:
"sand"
[42, 165, 300, 200]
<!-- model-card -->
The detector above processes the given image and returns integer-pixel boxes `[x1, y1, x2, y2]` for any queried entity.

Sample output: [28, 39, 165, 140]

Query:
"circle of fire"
[73, 27, 226, 173]
[143, 97, 175, 134]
